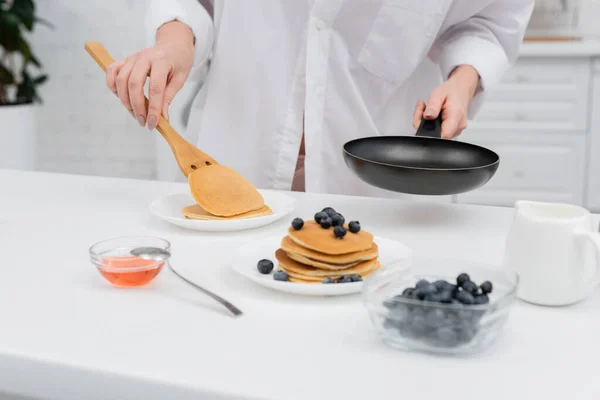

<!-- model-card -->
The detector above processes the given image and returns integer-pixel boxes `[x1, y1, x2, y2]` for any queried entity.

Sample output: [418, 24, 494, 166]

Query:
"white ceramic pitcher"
[503, 201, 600, 306]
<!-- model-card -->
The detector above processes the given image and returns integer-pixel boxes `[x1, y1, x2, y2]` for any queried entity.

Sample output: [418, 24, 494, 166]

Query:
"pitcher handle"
[575, 231, 600, 288]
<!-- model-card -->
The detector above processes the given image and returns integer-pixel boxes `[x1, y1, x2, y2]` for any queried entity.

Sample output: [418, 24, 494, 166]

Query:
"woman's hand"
[106, 21, 195, 130]
[412, 65, 480, 139]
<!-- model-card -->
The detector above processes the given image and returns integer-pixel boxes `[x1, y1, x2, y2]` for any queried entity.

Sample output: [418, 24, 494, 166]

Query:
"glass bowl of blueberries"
[362, 257, 519, 355]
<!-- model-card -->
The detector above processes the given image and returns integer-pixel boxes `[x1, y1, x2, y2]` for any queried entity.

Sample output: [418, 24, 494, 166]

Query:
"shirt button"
[316, 20, 326, 31]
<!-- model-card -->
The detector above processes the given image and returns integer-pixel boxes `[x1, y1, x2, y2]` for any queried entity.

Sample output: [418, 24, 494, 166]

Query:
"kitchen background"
[5, 0, 600, 210]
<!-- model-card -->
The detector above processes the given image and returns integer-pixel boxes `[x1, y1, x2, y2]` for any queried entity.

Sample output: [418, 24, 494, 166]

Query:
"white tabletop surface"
[1, 169, 599, 400]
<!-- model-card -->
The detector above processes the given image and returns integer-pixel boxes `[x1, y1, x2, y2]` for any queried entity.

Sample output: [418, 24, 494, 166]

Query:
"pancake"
[281, 236, 379, 265]
[287, 220, 374, 255]
[182, 204, 272, 220]
[188, 165, 265, 217]
[282, 268, 332, 282]
[286, 252, 360, 270]
[275, 249, 379, 278]
[288, 276, 322, 284]
[281, 262, 381, 283]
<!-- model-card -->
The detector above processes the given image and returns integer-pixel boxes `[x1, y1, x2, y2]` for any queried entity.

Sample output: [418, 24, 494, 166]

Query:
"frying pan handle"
[416, 116, 442, 139]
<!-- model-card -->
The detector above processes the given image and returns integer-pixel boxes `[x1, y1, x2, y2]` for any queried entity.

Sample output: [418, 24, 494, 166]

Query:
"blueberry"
[350, 274, 362, 282]
[257, 259, 274, 274]
[426, 308, 447, 328]
[314, 212, 327, 223]
[322, 277, 334, 284]
[462, 280, 479, 295]
[456, 273, 470, 287]
[413, 289, 427, 300]
[434, 280, 450, 291]
[402, 287, 414, 297]
[409, 313, 428, 335]
[338, 276, 353, 283]
[425, 293, 442, 303]
[456, 290, 475, 305]
[319, 217, 332, 229]
[474, 294, 489, 305]
[333, 225, 347, 239]
[480, 281, 493, 294]
[421, 283, 438, 295]
[348, 221, 361, 233]
[415, 279, 430, 289]
[273, 271, 288, 281]
[321, 207, 337, 217]
[438, 290, 453, 304]
[433, 327, 460, 347]
[331, 213, 345, 227]
[291, 217, 304, 230]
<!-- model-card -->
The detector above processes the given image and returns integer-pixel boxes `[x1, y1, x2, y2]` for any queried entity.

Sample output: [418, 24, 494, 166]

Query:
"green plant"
[0, 0, 50, 105]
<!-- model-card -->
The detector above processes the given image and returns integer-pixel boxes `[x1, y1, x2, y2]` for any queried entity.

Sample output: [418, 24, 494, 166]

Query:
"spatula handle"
[84, 41, 217, 177]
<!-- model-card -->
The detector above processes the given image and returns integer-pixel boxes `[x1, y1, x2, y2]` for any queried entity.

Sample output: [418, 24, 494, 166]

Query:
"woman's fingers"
[440, 107, 468, 139]
[146, 60, 171, 130]
[424, 90, 446, 120]
[412, 99, 426, 130]
[128, 58, 152, 127]
[106, 60, 124, 95]
[161, 75, 186, 122]
[104, 38, 194, 129]
[115, 57, 136, 113]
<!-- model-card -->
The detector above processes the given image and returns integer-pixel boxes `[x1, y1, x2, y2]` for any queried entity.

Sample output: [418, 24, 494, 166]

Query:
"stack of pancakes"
[275, 220, 380, 283]
[182, 166, 272, 220]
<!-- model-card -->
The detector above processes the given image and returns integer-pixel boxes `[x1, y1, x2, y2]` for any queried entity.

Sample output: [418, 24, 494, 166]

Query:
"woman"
[106, 0, 533, 197]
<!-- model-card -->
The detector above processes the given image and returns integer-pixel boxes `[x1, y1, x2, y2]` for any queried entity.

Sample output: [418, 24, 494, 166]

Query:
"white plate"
[149, 191, 296, 232]
[230, 236, 413, 296]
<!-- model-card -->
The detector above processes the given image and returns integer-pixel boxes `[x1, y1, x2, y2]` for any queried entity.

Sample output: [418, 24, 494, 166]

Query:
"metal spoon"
[130, 247, 243, 317]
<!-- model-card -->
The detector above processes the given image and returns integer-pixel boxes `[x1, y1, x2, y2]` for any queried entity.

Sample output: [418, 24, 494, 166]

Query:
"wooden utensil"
[84, 41, 217, 178]
[85, 42, 266, 216]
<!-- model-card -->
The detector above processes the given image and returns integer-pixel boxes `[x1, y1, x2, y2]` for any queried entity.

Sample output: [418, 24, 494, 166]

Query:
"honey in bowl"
[97, 256, 164, 287]
[89, 236, 171, 288]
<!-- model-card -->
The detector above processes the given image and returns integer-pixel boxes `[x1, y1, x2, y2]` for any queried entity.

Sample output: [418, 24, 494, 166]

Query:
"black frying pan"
[342, 117, 499, 196]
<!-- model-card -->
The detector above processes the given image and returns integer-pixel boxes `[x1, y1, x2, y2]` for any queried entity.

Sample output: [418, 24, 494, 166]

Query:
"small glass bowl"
[363, 257, 519, 355]
[89, 236, 171, 287]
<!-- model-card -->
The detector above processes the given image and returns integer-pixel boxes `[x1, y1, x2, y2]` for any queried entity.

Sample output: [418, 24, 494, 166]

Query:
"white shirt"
[146, 0, 534, 198]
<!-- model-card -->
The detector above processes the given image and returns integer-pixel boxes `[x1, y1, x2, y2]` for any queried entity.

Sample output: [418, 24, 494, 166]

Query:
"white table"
[1, 170, 598, 400]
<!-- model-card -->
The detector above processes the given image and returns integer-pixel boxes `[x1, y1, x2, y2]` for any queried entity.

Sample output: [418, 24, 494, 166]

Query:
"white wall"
[32, 0, 157, 180]
[30, 0, 600, 181]
[580, 0, 600, 38]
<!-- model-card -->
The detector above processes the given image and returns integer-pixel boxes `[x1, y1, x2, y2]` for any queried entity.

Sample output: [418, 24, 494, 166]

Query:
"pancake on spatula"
[281, 236, 379, 265]
[188, 165, 265, 217]
[275, 249, 380, 278]
[287, 220, 374, 255]
[182, 204, 272, 220]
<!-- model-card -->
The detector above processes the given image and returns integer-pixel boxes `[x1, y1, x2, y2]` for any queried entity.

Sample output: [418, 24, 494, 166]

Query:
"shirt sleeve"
[145, 0, 214, 82]
[429, 0, 535, 118]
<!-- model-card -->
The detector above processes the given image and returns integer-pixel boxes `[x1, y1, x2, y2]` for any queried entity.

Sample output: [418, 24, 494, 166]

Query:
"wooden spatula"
[85, 41, 217, 177]
[84, 41, 265, 217]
